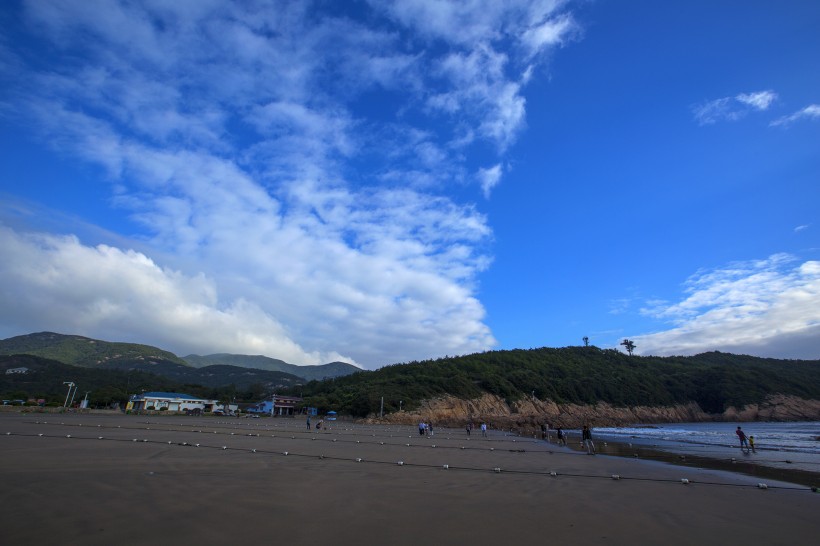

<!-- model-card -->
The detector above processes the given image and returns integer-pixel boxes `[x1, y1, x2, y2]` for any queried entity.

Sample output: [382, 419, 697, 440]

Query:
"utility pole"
[63, 382, 76, 408]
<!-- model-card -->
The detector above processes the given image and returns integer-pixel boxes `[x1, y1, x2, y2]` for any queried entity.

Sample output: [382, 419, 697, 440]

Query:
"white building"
[128, 391, 218, 413]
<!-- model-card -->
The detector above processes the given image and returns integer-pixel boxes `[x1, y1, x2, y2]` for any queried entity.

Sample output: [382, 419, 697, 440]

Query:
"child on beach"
[748, 435, 756, 453]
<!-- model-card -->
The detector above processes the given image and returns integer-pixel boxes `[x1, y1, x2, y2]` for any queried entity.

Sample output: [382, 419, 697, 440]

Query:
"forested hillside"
[292, 347, 820, 417]
[0, 354, 303, 406]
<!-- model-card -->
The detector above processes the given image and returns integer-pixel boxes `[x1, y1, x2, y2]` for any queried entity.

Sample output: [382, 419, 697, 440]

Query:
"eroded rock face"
[370, 393, 820, 435]
[721, 394, 820, 422]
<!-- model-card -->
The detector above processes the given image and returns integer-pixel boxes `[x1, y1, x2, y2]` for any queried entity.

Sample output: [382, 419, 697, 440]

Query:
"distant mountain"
[99, 360, 303, 390]
[0, 332, 188, 367]
[182, 353, 360, 381]
[0, 332, 361, 384]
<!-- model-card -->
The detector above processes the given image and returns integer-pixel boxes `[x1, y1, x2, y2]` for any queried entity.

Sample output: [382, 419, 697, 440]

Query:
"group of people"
[418, 421, 434, 436]
[736, 426, 756, 453]
[306, 416, 324, 430]
[464, 422, 489, 437]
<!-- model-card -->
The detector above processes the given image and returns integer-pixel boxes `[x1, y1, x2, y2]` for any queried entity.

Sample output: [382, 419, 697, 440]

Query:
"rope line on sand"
[4, 431, 817, 494]
[25, 420, 820, 468]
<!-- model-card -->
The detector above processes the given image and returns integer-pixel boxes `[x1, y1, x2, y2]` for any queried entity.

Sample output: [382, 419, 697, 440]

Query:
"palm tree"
[620, 339, 636, 356]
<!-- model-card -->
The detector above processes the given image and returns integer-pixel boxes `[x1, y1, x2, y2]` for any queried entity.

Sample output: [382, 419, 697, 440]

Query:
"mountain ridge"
[0, 332, 359, 382]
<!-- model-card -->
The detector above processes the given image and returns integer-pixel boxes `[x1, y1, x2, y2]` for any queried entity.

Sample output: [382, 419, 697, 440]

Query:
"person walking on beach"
[419, 422, 426, 436]
[466, 422, 471, 436]
[541, 423, 548, 441]
[481, 422, 487, 437]
[428, 422, 434, 436]
[736, 426, 750, 451]
[556, 427, 567, 446]
[582, 425, 596, 455]
[748, 435, 756, 453]
[306, 415, 311, 430]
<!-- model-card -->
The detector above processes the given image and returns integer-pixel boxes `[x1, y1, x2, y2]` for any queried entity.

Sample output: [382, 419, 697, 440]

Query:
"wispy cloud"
[692, 89, 777, 125]
[735, 90, 777, 110]
[477, 164, 503, 199]
[1, 0, 575, 367]
[635, 255, 820, 359]
[770, 104, 820, 127]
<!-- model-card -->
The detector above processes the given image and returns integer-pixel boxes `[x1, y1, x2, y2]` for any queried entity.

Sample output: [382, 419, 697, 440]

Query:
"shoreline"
[562, 436, 820, 489]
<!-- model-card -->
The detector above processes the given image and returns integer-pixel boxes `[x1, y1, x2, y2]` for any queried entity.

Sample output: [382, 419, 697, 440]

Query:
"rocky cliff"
[371, 393, 820, 434]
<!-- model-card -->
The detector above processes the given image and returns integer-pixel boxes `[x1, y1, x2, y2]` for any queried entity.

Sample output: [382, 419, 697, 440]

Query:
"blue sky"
[1, 0, 818, 369]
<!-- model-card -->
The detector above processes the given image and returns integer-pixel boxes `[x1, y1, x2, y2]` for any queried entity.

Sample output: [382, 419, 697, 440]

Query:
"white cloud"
[374, 0, 572, 151]
[634, 255, 820, 359]
[477, 164, 503, 198]
[521, 13, 575, 58]
[0, 226, 346, 364]
[735, 90, 777, 110]
[692, 89, 778, 125]
[770, 104, 820, 127]
[0, 0, 582, 367]
[692, 97, 738, 125]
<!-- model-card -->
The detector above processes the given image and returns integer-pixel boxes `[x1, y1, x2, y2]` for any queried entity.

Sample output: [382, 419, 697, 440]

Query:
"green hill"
[0, 332, 188, 367]
[0, 354, 301, 406]
[0, 353, 182, 406]
[100, 360, 303, 390]
[292, 347, 820, 417]
[182, 353, 360, 381]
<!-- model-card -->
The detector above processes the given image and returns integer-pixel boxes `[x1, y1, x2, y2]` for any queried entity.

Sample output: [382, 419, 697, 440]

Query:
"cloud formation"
[692, 89, 777, 125]
[770, 104, 820, 127]
[0, 0, 576, 367]
[635, 255, 820, 359]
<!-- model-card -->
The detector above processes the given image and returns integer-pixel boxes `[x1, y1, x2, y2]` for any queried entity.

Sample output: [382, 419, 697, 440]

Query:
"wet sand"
[1, 412, 817, 545]
[546, 432, 820, 489]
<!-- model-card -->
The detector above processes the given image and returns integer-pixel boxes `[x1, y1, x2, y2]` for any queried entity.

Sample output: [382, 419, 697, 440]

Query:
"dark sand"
[1, 412, 817, 545]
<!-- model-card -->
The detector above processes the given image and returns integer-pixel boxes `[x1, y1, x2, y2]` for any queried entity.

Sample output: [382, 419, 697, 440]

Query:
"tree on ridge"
[620, 339, 636, 356]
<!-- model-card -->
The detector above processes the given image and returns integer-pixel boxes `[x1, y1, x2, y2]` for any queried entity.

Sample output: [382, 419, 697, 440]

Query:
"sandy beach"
[1, 411, 817, 545]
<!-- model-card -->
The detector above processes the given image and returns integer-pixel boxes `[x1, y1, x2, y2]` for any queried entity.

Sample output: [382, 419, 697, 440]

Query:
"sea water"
[591, 421, 820, 473]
